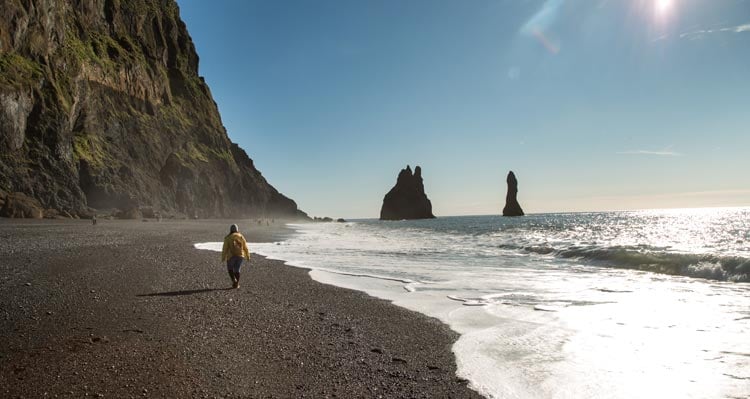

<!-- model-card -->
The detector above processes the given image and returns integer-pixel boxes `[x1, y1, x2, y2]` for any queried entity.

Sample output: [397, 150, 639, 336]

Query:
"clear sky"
[177, 0, 750, 218]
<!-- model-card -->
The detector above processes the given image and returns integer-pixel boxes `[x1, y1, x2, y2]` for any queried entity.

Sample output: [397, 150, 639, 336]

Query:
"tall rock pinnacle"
[380, 165, 435, 220]
[502, 171, 524, 217]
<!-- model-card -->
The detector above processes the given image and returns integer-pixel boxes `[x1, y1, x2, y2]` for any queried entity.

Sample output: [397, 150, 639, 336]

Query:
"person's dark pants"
[227, 256, 244, 284]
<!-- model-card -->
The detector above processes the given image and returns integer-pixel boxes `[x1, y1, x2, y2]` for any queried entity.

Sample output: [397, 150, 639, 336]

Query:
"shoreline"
[0, 219, 482, 398]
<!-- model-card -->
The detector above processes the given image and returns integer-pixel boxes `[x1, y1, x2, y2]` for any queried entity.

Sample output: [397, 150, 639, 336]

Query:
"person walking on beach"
[221, 224, 250, 289]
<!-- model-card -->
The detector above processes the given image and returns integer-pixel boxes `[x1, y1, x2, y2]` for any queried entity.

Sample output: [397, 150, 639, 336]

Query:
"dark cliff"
[380, 165, 435, 221]
[502, 171, 524, 217]
[0, 0, 307, 219]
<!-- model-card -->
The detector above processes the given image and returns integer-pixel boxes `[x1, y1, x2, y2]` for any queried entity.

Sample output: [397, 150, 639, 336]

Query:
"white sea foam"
[196, 209, 750, 398]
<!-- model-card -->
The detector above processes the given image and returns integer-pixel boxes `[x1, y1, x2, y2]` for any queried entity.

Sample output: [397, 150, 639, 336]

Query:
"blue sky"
[177, 0, 750, 218]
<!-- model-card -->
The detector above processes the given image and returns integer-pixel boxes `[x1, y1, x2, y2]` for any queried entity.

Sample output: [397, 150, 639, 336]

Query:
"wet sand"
[0, 219, 482, 398]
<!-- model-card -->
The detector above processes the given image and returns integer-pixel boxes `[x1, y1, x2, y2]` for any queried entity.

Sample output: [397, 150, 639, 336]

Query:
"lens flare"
[656, 0, 673, 13]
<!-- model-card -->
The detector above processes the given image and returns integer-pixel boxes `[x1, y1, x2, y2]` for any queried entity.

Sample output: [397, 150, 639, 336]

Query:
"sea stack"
[502, 171, 524, 217]
[380, 165, 435, 220]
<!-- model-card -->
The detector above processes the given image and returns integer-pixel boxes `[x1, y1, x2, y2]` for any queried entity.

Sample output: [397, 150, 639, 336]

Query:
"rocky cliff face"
[502, 171, 524, 217]
[380, 165, 435, 220]
[0, 0, 307, 219]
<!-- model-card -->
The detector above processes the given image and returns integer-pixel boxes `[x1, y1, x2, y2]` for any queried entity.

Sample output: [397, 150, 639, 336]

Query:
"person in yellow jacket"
[221, 224, 250, 289]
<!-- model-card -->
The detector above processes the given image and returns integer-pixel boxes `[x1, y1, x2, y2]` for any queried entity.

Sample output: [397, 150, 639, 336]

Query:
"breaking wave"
[515, 244, 750, 282]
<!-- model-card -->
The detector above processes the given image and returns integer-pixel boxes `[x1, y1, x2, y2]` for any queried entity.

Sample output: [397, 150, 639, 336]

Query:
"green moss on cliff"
[49, 73, 74, 112]
[198, 143, 233, 163]
[62, 32, 97, 64]
[115, 34, 147, 64]
[172, 143, 204, 167]
[121, 0, 180, 21]
[161, 105, 192, 128]
[0, 52, 43, 88]
[121, 0, 160, 16]
[60, 23, 147, 75]
[73, 134, 110, 169]
[186, 142, 209, 163]
[205, 146, 234, 163]
[90, 33, 121, 65]
[182, 75, 204, 98]
[65, 33, 116, 70]
[173, 142, 233, 166]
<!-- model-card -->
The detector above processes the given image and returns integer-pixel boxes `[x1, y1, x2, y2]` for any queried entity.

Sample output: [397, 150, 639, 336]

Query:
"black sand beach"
[0, 219, 481, 398]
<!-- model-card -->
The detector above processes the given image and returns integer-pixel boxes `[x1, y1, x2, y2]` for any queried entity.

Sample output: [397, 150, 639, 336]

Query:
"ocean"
[196, 207, 750, 398]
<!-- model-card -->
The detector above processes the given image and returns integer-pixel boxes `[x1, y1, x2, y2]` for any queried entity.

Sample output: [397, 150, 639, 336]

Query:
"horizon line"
[333, 204, 750, 221]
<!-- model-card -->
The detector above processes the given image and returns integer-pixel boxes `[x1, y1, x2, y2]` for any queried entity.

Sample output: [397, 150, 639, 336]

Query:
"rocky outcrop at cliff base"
[0, 192, 44, 219]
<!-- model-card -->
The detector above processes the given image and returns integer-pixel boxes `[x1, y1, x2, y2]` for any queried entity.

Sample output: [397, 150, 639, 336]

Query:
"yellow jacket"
[222, 232, 250, 261]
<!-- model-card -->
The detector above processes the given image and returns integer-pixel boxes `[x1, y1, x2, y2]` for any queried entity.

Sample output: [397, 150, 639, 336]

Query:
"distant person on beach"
[221, 224, 250, 289]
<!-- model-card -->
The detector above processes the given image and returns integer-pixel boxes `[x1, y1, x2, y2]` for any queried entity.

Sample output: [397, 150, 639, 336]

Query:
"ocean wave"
[517, 245, 750, 282]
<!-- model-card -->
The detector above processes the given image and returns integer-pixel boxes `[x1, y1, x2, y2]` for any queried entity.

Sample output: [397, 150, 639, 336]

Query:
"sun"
[656, 0, 673, 13]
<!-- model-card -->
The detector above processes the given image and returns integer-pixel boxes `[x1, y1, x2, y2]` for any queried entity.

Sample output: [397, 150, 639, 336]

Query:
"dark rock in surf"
[502, 171, 524, 216]
[380, 165, 435, 220]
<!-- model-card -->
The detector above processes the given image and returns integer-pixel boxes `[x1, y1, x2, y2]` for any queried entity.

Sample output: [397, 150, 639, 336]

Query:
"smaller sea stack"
[380, 165, 435, 220]
[502, 171, 524, 217]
